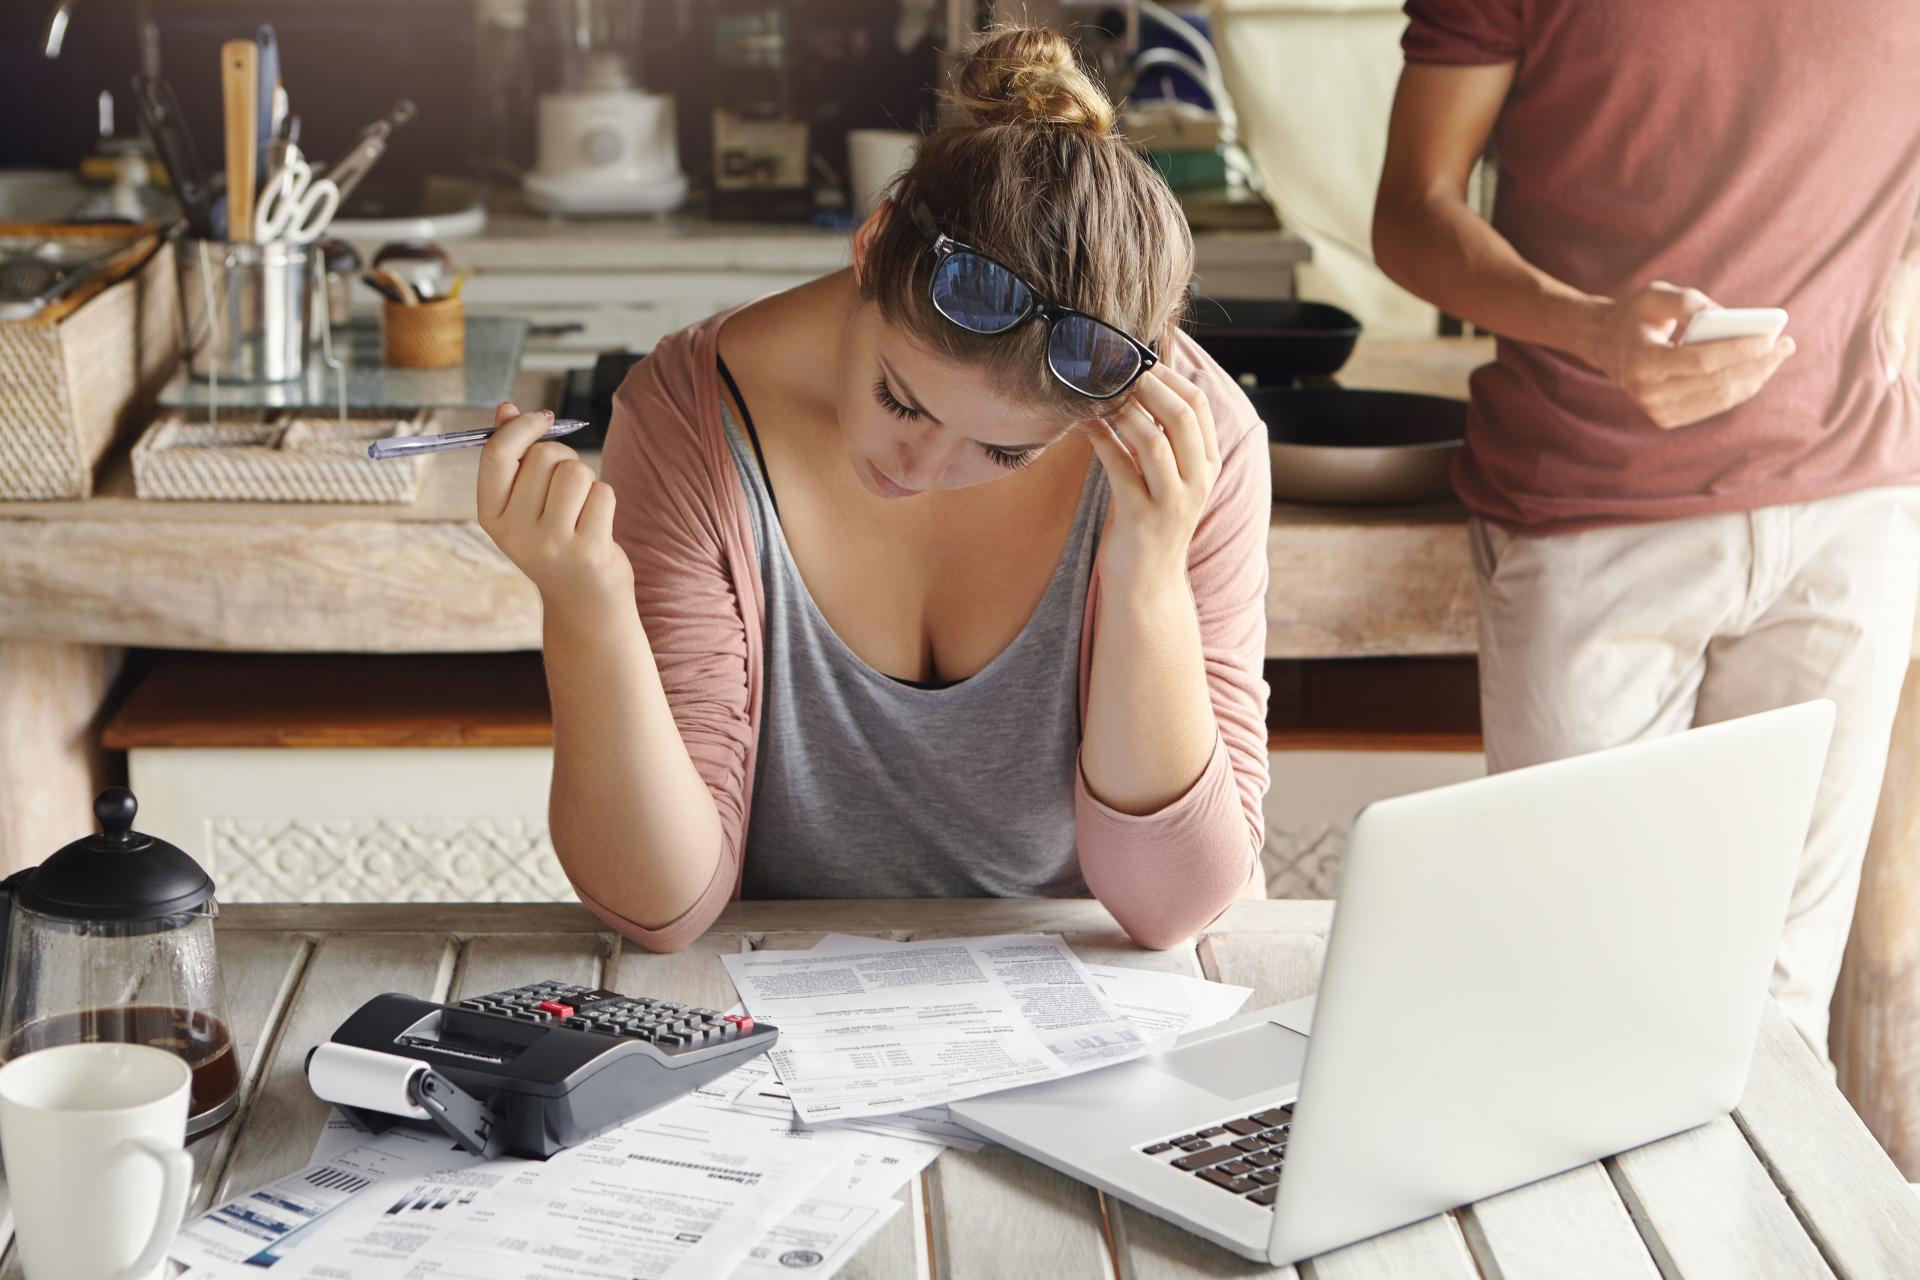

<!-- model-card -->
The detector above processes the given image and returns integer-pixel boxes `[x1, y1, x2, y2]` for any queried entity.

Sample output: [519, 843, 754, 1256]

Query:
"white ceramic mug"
[0, 1042, 194, 1280]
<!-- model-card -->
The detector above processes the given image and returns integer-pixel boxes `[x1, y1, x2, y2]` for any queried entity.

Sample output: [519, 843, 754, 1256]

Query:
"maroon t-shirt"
[1404, 0, 1920, 532]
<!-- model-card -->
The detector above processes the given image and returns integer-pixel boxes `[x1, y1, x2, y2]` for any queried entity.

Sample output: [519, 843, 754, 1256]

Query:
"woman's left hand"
[1088, 363, 1222, 593]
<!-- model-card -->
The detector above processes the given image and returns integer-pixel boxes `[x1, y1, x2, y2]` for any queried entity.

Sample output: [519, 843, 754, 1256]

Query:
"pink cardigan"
[578, 309, 1272, 952]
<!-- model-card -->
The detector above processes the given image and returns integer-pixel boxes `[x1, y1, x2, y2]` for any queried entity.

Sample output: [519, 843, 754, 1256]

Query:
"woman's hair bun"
[952, 27, 1117, 134]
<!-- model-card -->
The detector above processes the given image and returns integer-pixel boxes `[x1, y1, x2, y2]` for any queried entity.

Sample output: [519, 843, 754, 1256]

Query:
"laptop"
[950, 701, 1834, 1265]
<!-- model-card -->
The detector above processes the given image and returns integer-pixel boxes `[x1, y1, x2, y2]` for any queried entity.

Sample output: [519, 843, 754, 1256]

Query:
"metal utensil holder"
[177, 239, 313, 385]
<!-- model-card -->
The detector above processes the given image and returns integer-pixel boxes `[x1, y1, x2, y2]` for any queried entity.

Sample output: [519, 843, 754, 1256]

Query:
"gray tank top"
[720, 397, 1108, 900]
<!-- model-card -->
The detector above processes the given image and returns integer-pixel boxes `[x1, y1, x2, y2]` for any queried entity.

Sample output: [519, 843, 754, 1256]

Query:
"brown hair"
[859, 26, 1193, 411]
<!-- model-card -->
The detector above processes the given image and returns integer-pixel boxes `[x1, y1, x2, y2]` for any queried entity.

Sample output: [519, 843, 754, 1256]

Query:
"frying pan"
[1188, 296, 1363, 384]
[1249, 387, 1467, 506]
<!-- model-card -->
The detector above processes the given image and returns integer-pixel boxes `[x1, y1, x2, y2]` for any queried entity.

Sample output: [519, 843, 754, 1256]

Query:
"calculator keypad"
[457, 982, 756, 1054]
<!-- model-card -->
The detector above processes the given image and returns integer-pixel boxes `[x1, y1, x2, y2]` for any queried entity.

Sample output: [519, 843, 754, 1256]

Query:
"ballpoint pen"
[367, 418, 589, 460]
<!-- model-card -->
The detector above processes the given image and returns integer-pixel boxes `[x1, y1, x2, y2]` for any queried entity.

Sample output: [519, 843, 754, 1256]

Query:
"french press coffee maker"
[0, 787, 238, 1135]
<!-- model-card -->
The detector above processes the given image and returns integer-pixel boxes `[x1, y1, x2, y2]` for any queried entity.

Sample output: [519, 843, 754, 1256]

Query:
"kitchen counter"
[0, 335, 1484, 655]
[4, 897, 1914, 1278]
[408, 195, 1314, 279]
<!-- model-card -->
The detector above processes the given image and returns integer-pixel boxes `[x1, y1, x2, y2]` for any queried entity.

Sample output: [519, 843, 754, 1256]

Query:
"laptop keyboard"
[1138, 1104, 1294, 1208]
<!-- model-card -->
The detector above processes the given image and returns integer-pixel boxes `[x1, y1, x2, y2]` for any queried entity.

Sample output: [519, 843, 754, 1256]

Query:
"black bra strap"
[717, 355, 777, 517]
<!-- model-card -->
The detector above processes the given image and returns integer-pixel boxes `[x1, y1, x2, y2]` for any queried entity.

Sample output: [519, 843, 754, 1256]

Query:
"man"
[1372, 0, 1920, 1058]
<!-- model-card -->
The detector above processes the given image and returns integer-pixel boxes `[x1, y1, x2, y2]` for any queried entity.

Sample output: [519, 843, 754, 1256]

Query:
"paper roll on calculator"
[307, 1042, 432, 1120]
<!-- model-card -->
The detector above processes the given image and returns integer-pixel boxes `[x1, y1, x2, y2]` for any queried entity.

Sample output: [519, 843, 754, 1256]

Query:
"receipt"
[806, 935, 1254, 1041]
[269, 1101, 828, 1280]
[722, 933, 1156, 1123]
[275, 1063, 940, 1280]
[172, 1127, 477, 1275]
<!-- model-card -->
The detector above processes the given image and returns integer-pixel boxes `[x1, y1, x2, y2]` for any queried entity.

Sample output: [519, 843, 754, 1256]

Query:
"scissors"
[255, 144, 340, 244]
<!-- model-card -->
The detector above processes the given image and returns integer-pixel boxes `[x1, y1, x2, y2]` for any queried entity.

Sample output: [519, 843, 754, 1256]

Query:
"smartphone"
[1678, 307, 1789, 346]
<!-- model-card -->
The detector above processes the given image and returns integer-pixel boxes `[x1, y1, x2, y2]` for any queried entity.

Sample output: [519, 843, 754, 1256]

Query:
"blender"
[524, 0, 689, 215]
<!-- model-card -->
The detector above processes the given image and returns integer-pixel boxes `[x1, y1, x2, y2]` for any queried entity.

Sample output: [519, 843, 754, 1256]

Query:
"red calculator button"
[724, 1014, 754, 1032]
[537, 1001, 575, 1018]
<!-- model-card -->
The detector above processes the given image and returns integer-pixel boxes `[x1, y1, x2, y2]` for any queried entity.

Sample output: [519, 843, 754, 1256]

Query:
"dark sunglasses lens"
[930, 252, 1033, 334]
[1048, 314, 1145, 398]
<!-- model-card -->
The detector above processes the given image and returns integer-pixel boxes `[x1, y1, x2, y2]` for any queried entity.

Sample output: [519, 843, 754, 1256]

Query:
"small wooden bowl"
[382, 297, 465, 369]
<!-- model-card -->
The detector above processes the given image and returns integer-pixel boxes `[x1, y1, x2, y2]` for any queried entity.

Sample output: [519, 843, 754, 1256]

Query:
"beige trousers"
[1472, 486, 1920, 1060]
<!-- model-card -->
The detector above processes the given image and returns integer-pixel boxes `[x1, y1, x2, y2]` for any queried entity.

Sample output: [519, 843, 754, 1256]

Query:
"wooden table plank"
[612, 929, 754, 1016]
[1194, 931, 1328, 1013]
[926, 1144, 1114, 1279]
[451, 932, 610, 1000]
[1457, 1162, 1660, 1280]
[210, 931, 457, 1204]
[1608, 1115, 1835, 1279]
[1305, 1212, 1480, 1280]
[1734, 1004, 1920, 1277]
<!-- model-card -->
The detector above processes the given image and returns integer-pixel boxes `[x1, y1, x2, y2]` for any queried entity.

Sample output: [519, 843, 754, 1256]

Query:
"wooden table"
[4, 899, 1914, 1279]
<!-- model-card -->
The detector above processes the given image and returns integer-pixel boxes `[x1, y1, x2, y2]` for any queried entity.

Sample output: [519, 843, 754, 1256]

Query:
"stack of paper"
[724, 934, 1254, 1152]
[721, 933, 1177, 1124]
[174, 1063, 941, 1280]
[168, 933, 1252, 1280]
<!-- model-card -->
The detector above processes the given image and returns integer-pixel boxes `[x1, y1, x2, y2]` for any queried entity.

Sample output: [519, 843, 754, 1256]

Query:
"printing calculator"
[307, 979, 777, 1159]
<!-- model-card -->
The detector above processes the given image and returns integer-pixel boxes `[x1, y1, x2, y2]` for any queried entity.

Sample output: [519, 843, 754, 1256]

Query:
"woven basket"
[382, 297, 465, 369]
[0, 230, 177, 499]
[130, 409, 434, 504]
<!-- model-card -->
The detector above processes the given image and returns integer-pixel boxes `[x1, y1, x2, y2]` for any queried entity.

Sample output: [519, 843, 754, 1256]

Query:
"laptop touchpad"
[1147, 1021, 1310, 1102]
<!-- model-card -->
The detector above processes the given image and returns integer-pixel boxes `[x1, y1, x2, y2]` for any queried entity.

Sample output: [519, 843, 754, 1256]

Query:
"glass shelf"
[157, 316, 529, 413]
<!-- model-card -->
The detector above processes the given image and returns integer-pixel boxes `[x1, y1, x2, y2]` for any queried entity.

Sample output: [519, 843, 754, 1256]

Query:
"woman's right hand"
[477, 401, 633, 621]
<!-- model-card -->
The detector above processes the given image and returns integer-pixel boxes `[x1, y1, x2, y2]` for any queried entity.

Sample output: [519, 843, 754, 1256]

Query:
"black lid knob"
[96, 787, 138, 843]
[19, 787, 215, 922]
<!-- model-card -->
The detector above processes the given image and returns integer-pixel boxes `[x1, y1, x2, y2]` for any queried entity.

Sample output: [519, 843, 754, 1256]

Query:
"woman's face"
[833, 298, 1084, 498]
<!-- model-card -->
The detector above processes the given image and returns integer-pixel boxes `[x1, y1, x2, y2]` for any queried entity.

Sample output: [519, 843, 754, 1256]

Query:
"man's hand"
[1584, 282, 1795, 430]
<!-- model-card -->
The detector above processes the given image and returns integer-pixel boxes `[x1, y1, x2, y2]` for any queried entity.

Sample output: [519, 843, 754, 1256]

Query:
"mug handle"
[112, 1135, 193, 1280]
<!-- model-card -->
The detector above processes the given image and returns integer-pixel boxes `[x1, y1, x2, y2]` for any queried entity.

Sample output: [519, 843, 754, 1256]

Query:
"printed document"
[721, 933, 1158, 1122]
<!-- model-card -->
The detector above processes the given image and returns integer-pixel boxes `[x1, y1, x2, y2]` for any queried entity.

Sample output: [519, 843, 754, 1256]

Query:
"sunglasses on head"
[911, 202, 1158, 401]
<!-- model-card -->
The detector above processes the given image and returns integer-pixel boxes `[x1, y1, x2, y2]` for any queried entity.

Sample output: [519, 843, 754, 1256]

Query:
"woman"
[478, 28, 1272, 952]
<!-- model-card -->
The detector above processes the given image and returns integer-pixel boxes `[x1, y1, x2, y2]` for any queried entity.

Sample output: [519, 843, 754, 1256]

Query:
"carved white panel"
[1260, 750, 1487, 900]
[129, 746, 566, 903]
[208, 816, 571, 902]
